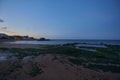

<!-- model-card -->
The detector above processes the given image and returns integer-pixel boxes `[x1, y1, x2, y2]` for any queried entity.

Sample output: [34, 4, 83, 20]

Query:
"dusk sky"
[0, 0, 120, 39]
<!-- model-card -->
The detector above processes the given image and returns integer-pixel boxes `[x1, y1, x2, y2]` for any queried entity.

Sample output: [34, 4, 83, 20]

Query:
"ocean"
[9, 39, 120, 45]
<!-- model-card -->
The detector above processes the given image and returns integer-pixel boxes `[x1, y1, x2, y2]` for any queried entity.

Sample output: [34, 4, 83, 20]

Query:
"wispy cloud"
[0, 27, 15, 35]
[0, 19, 4, 22]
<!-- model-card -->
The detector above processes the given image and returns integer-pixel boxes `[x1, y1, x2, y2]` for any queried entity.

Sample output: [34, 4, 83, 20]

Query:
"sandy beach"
[0, 53, 120, 80]
[0, 41, 120, 80]
[0, 40, 45, 49]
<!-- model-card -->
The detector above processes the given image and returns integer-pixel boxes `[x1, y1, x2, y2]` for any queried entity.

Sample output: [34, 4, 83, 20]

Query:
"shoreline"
[0, 40, 120, 80]
[0, 39, 16, 43]
[0, 39, 46, 49]
[2, 39, 120, 46]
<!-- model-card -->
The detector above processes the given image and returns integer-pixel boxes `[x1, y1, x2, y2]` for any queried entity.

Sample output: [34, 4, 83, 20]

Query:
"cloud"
[0, 26, 15, 34]
[0, 19, 4, 22]
[2, 27, 7, 29]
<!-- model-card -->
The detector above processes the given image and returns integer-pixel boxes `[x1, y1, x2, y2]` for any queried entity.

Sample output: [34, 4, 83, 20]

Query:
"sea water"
[8, 39, 120, 45]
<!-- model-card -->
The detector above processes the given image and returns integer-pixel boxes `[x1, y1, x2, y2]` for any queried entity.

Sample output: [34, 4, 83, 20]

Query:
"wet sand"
[0, 40, 45, 49]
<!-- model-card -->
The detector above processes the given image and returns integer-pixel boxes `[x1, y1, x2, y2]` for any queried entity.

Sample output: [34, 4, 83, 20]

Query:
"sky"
[0, 0, 120, 39]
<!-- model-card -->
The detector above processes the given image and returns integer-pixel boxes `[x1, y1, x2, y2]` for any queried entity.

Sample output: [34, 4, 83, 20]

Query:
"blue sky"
[0, 0, 120, 39]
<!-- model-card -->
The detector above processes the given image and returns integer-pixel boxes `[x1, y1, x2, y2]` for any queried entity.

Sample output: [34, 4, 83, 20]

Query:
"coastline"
[0, 39, 16, 43]
[0, 39, 46, 49]
[0, 40, 120, 80]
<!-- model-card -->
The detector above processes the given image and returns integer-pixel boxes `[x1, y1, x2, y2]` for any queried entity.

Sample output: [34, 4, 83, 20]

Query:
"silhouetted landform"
[0, 33, 8, 39]
[37, 37, 50, 41]
[0, 33, 35, 40]
[0, 33, 50, 41]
